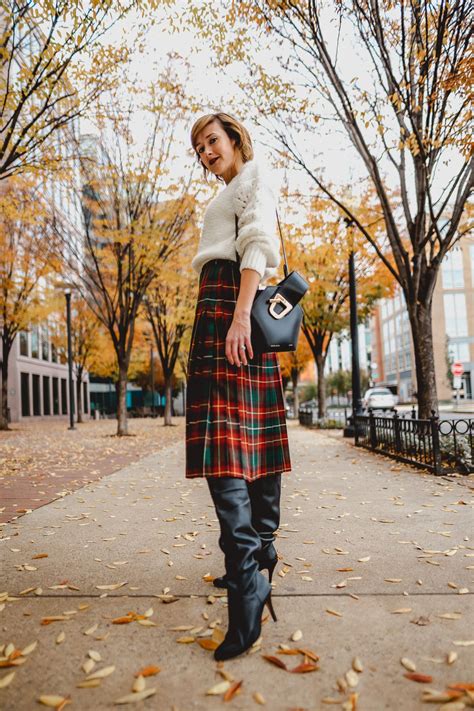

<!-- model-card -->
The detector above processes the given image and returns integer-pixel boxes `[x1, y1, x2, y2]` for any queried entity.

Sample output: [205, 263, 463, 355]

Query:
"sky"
[83, 2, 367, 215]
[83, 1, 467, 233]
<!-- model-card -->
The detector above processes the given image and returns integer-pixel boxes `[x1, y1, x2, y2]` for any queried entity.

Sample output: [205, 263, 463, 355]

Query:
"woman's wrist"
[233, 306, 251, 319]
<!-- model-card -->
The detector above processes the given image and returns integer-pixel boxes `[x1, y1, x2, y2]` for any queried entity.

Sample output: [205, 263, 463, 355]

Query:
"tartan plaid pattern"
[185, 258, 292, 481]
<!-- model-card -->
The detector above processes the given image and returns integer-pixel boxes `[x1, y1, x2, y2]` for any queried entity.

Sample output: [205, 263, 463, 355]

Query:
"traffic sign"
[451, 361, 464, 377]
[453, 375, 462, 389]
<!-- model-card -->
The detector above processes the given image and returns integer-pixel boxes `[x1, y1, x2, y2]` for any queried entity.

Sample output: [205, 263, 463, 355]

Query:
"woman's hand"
[226, 267, 260, 367]
[225, 309, 254, 367]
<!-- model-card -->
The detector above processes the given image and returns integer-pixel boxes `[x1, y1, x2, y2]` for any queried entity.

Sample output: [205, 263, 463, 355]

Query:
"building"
[6, 325, 89, 423]
[0, 16, 89, 424]
[370, 237, 474, 402]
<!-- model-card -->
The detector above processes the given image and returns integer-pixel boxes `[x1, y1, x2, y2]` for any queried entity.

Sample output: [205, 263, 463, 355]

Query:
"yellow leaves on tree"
[0, 175, 59, 428]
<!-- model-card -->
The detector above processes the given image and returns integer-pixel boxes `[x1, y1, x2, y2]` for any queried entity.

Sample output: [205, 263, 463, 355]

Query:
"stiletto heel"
[265, 593, 277, 622]
[266, 558, 278, 584]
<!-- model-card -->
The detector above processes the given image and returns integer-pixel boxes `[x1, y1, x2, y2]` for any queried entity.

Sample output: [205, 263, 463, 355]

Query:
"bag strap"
[235, 209, 289, 278]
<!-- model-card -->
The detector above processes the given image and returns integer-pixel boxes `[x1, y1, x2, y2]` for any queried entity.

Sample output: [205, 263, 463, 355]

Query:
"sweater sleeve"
[233, 163, 280, 279]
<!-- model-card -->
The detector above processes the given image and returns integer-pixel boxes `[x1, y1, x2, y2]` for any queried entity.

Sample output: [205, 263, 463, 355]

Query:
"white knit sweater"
[191, 159, 280, 283]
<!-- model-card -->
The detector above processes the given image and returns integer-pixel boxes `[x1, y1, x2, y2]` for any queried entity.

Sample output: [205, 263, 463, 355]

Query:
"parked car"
[362, 387, 398, 412]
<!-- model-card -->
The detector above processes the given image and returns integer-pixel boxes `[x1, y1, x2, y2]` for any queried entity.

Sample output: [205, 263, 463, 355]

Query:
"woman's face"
[194, 120, 242, 182]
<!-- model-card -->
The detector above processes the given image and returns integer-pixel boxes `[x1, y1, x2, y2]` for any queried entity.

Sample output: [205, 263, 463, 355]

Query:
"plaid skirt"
[185, 258, 292, 481]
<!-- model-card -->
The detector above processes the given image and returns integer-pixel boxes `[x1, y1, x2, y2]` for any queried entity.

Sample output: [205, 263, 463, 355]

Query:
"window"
[51, 341, 58, 363]
[52, 377, 59, 415]
[43, 376, 51, 415]
[448, 341, 470, 362]
[21, 373, 30, 416]
[31, 327, 39, 358]
[19, 331, 28, 356]
[61, 378, 68, 414]
[41, 327, 49, 360]
[32, 374, 41, 415]
[83, 382, 88, 414]
[442, 248, 464, 289]
[443, 293, 468, 337]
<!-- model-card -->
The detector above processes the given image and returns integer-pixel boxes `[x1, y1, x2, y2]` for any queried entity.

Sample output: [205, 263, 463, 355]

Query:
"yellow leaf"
[86, 664, 115, 680]
[114, 688, 157, 704]
[0, 671, 15, 688]
[206, 680, 231, 695]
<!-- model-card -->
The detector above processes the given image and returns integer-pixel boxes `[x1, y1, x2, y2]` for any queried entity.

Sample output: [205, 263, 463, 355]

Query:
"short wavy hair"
[190, 112, 254, 182]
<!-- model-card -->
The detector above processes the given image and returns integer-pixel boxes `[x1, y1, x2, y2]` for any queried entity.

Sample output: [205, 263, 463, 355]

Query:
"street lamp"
[150, 341, 156, 418]
[64, 288, 76, 430]
[343, 218, 363, 438]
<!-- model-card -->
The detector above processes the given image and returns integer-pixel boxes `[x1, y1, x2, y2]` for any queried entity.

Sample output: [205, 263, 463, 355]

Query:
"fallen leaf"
[197, 639, 219, 651]
[345, 669, 359, 687]
[0, 671, 15, 688]
[86, 665, 115, 680]
[262, 655, 287, 670]
[82, 658, 95, 674]
[132, 675, 146, 693]
[38, 695, 71, 708]
[403, 672, 432, 683]
[95, 583, 127, 591]
[76, 679, 101, 689]
[134, 665, 160, 677]
[400, 657, 416, 672]
[206, 680, 231, 695]
[22, 641, 38, 655]
[224, 680, 242, 701]
[297, 648, 320, 662]
[114, 688, 157, 704]
[291, 663, 319, 673]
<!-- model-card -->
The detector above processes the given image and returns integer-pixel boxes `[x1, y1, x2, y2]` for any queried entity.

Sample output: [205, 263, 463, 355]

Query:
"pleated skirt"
[185, 258, 292, 481]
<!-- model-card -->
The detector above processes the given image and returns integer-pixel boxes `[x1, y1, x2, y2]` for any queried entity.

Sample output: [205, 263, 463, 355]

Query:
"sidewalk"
[0, 418, 185, 524]
[1, 421, 473, 710]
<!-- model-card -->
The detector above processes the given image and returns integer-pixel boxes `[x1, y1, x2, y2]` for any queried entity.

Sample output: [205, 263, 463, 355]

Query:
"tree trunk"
[116, 365, 128, 435]
[76, 379, 83, 423]
[291, 369, 299, 419]
[0, 334, 12, 430]
[1, 351, 9, 430]
[164, 374, 173, 426]
[408, 301, 438, 419]
[316, 354, 326, 418]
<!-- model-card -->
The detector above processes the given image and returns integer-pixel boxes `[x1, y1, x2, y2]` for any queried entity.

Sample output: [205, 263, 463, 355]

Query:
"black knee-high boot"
[207, 477, 276, 661]
[213, 473, 282, 588]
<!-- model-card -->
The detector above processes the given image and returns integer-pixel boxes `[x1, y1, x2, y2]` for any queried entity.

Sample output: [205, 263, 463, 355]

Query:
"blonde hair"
[190, 112, 254, 182]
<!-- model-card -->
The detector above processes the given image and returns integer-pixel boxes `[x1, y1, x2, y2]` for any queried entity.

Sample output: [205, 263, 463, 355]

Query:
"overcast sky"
[85, 2, 465, 230]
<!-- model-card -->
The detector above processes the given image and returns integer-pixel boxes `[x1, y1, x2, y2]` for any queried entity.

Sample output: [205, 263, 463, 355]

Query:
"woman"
[186, 112, 292, 661]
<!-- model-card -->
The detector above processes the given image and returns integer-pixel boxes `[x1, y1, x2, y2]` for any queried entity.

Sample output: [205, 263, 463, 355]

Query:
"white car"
[362, 387, 398, 411]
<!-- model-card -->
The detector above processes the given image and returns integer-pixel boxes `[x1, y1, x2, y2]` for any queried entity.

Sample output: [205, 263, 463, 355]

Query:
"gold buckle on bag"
[268, 293, 293, 319]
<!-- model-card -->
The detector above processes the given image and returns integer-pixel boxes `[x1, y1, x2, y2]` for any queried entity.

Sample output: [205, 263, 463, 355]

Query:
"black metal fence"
[298, 405, 348, 428]
[354, 410, 473, 475]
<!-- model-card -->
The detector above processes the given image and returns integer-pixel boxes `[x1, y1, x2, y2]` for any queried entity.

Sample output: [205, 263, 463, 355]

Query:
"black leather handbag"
[235, 211, 309, 355]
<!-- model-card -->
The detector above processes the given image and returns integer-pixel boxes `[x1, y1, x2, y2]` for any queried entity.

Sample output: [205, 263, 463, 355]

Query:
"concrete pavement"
[1, 421, 473, 710]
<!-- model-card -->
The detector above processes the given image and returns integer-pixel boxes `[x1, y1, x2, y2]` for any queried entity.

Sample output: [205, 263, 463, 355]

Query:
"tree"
[279, 336, 313, 418]
[0, 175, 58, 429]
[0, 0, 162, 180]
[49, 294, 104, 423]
[182, 0, 473, 417]
[55, 83, 197, 435]
[288, 193, 393, 417]
[143, 238, 198, 426]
